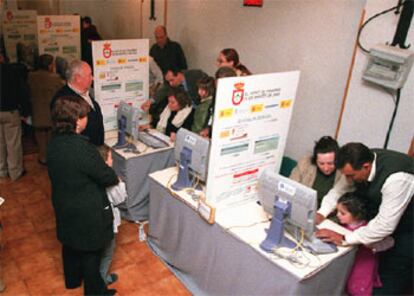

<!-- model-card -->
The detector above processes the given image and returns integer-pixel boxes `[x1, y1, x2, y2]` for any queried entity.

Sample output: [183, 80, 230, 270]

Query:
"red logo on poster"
[6, 11, 13, 21]
[232, 82, 245, 105]
[103, 43, 112, 59]
[44, 17, 52, 29]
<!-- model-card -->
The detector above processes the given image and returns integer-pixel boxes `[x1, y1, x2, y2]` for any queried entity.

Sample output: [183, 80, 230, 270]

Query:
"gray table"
[111, 147, 175, 221]
[148, 172, 356, 296]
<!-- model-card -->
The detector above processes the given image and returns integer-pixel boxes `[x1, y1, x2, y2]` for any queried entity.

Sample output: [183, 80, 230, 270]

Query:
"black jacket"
[0, 63, 31, 115]
[52, 85, 105, 146]
[47, 132, 118, 251]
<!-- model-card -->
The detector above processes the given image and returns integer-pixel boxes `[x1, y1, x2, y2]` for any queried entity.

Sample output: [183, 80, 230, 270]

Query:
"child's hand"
[199, 128, 210, 138]
[315, 229, 345, 246]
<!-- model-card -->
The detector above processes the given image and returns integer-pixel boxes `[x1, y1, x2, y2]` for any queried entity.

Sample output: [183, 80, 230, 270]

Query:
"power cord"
[357, 1, 407, 53]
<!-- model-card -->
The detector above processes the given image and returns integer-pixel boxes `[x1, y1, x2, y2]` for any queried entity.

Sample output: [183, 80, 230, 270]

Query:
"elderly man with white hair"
[51, 60, 104, 145]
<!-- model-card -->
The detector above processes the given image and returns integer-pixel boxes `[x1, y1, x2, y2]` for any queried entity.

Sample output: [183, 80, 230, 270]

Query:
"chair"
[279, 156, 297, 177]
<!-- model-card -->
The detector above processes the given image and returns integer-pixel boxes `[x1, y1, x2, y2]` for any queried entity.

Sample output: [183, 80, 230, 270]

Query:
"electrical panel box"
[362, 44, 414, 90]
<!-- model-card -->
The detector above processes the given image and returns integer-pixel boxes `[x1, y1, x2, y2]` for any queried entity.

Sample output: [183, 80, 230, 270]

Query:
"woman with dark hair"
[156, 88, 194, 142]
[216, 48, 251, 76]
[290, 136, 342, 206]
[47, 96, 118, 295]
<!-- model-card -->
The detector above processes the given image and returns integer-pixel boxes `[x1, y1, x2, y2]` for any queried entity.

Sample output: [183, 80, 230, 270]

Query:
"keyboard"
[303, 236, 338, 254]
[138, 131, 169, 149]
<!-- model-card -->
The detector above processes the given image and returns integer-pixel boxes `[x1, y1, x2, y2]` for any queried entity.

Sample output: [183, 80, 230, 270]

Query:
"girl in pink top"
[336, 193, 382, 296]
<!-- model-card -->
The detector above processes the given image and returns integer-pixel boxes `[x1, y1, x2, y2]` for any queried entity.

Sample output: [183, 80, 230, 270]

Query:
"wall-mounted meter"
[362, 44, 414, 90]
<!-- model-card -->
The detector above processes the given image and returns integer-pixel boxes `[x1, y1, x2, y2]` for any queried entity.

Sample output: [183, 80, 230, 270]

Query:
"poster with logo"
[2, 10, 37, 64]
[37, 15, 80, 62]
[205, 71, 300, 209]
[92, 39, 149, 131]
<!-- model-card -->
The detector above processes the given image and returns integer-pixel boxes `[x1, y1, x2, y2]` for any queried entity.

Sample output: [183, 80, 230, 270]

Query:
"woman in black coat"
[47, 96, 118, 295]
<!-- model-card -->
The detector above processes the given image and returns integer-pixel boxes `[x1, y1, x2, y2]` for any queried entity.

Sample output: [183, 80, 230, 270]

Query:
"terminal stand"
[113, 116, 128, 149]
[260, 199, 296, 252]
[172, 147, 193, 190]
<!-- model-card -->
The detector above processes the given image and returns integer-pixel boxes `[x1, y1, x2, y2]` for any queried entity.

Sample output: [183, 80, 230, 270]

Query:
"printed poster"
[92, 39, 149, 131]
[2, 10, 37, 64]
[205, 71, 300, 209]
[37, 15, 80, 62]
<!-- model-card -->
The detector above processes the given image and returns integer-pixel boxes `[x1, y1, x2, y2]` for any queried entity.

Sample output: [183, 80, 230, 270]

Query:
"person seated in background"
[191, 76, 215, 134]
[150, 25, 187, 75]
[164, 69, 208, 105]
[199, 66, 237, 138]
[28, 54, 64, 164]
[156, 88, 194, 142]
[149, 68, 207, 127]
[216, 48, 251, 76]
[289, 136, 342, 207]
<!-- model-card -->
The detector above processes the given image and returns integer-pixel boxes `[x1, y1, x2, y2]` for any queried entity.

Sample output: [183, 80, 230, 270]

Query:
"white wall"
[58, 0, 143, 40]
[338, 0, 414, 153]
[15, 0, 412, 157]
[160, 0, 365, 159]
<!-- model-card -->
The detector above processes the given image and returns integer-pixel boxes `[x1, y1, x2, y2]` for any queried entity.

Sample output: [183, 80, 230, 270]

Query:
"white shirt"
[68, 82, 95, 110]
[318, 153, 414, 245]
[106, 181, 127, 233]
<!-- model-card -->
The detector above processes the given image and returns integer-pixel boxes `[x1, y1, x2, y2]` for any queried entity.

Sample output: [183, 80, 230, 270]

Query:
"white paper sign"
[206, 71, 300, 209]
[92, 39, 149, 131]
[2, 10, 37, 64]
[37, 15, 80, 62]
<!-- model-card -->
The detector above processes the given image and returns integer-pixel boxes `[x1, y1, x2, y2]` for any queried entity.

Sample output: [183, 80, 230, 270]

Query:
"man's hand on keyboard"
[315, 229, 345, 246]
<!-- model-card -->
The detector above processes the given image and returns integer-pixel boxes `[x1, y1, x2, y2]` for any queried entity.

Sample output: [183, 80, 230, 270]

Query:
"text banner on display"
[2, 10, 37, 64]
[206, 71, 300, 209]
[37, 15, 80, 62]
[92, 39, 149, 131]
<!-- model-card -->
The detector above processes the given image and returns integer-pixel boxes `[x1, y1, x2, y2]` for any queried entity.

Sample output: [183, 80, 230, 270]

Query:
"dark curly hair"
[336, 142, 374, 170]
[51, 96, 90, 133]
[338, 192, 369, 221]
[167, 88, 191, 109]
[311, 136, 339, 165]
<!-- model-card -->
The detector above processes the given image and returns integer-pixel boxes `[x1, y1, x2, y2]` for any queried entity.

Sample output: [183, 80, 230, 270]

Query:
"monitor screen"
[174, 128, 210, 183]
[117, 101, 140, 141]
[258, 168, 317, 239]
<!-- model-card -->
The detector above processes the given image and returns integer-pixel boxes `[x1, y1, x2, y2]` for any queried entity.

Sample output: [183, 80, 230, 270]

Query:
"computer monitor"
[257, 168, 317, 251]
[172, 128, 210, 191]
[113, 101, 140, 150]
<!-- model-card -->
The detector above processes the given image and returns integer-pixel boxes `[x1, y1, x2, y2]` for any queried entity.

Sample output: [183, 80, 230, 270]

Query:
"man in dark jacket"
[149, 25, 187, 74]
[51, 60, 104, 146]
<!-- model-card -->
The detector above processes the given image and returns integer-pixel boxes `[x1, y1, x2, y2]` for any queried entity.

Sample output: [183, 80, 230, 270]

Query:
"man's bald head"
[154, 25, 168, 48]
[67, 60, 93, 94]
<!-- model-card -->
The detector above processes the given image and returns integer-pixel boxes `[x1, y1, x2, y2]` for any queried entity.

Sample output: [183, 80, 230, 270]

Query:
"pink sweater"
[345, 222, 382, 296]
